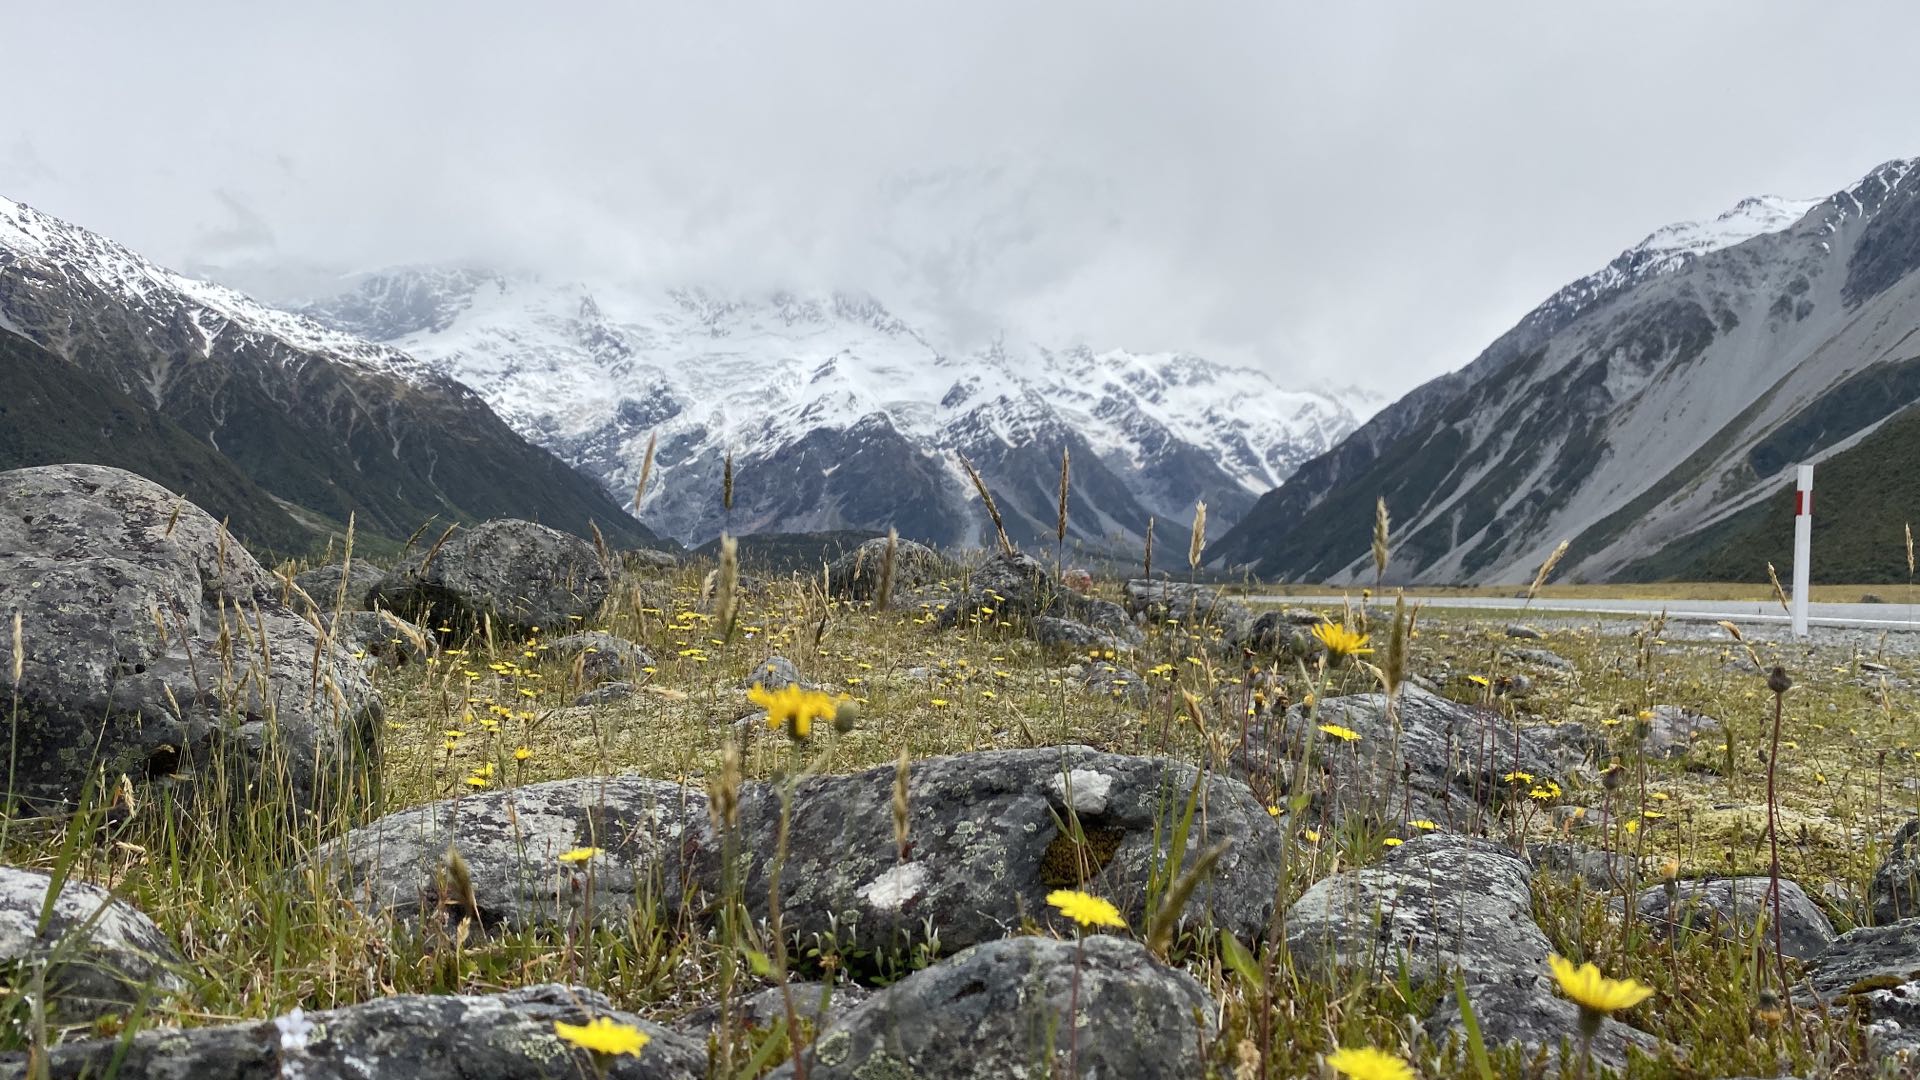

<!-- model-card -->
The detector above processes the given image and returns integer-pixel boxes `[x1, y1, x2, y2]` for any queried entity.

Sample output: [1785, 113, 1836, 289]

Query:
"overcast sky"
[7, 1, 1920, 397]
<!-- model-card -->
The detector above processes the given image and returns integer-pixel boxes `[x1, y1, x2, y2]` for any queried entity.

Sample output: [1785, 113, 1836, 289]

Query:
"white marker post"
[1792, 464, 1813, 637]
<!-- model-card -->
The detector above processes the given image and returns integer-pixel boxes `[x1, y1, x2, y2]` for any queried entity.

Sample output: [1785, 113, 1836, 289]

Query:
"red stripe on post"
[1795, 491, 1810, 516]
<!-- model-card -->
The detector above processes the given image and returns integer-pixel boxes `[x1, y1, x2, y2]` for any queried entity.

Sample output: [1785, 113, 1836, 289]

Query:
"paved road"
[1249, 595, 1920, 633]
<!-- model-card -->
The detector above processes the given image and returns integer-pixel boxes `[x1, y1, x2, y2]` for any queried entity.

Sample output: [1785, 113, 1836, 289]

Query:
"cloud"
[5, 1, 1920, 394]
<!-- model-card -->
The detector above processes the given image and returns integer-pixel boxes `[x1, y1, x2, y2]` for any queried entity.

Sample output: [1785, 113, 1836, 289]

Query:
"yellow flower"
[515, 747, 533, 761]
[1319, 723, 1362, 742]
[1046, 888, 1127, 930]
[1466, 674, 1490, 687]
[930, 698, 951, 708]
[1311, 622, 1373, 658]
[1410, 819, 1438, 831]
[749, 682, 842, 741]
[1382, 837, 1403, 847]
[553, 1016, 650, 1057]
[1325, 1046, 1415, 1080]
[558, 847, 604, 864]
[1548, 954, 1653, 1014]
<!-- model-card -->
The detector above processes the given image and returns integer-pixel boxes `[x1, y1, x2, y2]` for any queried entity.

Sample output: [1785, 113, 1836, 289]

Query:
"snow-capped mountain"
[1214, 158, 1920, 584]
[303, 274, 1374, 549]
[0, 195, 660, 552]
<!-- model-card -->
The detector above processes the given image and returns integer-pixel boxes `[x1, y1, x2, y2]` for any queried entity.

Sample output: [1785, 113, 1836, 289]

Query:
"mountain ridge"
[1213, 157, 1920, 585]
[0, 195, 662, 556]
[299, 269, 1377, 550]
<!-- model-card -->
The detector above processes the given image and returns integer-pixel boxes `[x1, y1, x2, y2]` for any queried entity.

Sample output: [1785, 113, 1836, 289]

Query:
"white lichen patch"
[857, 861, 929, 912]
[1049, 768, 1113, 815]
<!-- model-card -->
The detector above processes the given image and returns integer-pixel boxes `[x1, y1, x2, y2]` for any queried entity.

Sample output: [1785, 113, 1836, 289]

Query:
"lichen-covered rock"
[1640, 705, 1722, 761]
[774, 935, 1215, 1080]
[17, 984, 706, 1079]
[1504, 624, 1545, 640]
[547, 632, 655, 684]
[1629, 877, 1833, 961]
[1425, 979, 1666, 1074]
[0, 464, 381, 815]
[826, 537, 950, 601]
[677, 981, 871, 1036]
[0, 866, 186, 1024]
[1504, 646, 1572, 671]
[1286, 834, 1551, 986]
[1806, 919, 1920, 1001]
[1032, 616, 1128, 654]
[1081, 662, 1149, 707]
[370, 519, 611, 635]
[304, 776, 708, 931]
[1870, 817, 1920, 925]
[333, 610, 439, 670]
[730, 746, 1283, 961]
[743, 656, 803, 691]
[574, 682, 636, 707]
[1071, 597, 1145, 647]
[1233, 686, 1559, 829]
[624, 548, 682, 573]
[1123, 579, 1254, 642]
[936, 550, 1062, 629]
[292, 560, 386, 611]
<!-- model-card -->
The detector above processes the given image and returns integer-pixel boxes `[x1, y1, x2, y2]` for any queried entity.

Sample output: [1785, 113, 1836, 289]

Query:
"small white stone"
[1049, 769, 1113, 815]
[857, 862, 928, 912]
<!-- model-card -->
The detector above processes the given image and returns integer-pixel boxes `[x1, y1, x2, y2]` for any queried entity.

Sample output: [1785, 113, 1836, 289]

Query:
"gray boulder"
[730, 746, 1283, 962]
[574, 682, 637, 707]
[0, 866, 186, 1024]
[1425, 979, 1665, 1074]
[775, 935, 1215, 1080]
[1071, 597, 1147, 647]
[1870, 817, 1920, 925]
[1504, 624, 1545, 640]
[305, 776, 709, 931]
[936, 550, 1061, 629]
[1234, 686, 1560, 830]
[826, 537, 950, 601]
[292, 560, 387, 611]
[547, 631, 656, 684]
[1123, 579, 1255, 642]
[1505, 646, 1573, 671]
[1081, 662, 1149, 707]
[624, 548, 681, 573]
[370, 519, 611, 636]
[333, 610, 439, 670]
[0, 464, 381, 816]
[19, 984, 706, 1079]
[1807, 919, 1920, 1001]
[743, 655, 803, 691]
[1032, 616, 1129, 654]
[1629, 877, 1833, 961]
[677, 981, 871, 1035]
[1286, 834, 1551, 986]
[1640, 705, 1722, 762]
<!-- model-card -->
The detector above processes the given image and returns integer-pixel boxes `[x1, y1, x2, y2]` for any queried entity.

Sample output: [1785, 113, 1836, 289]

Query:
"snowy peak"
[1524, 190, 1819, 334]
[299, 271, 1366, 547]
[1629, 193, 1819, 270]
[0, 195, 424, 380]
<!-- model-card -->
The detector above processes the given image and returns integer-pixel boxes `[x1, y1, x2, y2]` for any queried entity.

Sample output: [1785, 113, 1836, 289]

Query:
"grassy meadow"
[7, 546, 1920, 1078]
